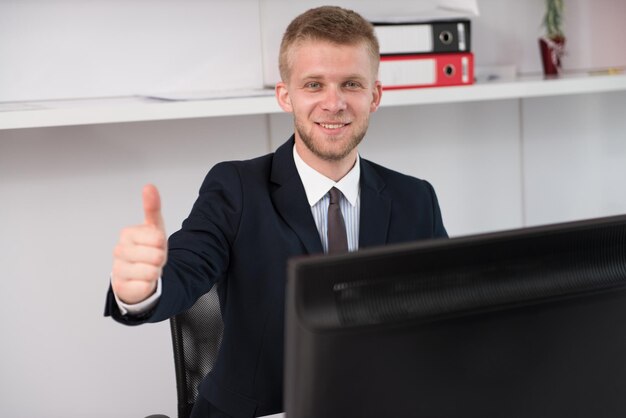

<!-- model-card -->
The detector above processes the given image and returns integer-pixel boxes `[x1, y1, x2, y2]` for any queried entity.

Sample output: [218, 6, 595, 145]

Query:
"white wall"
[523, 91, 626, 226]
[1, 0, 626, 417]
[0, 0, 263, 102]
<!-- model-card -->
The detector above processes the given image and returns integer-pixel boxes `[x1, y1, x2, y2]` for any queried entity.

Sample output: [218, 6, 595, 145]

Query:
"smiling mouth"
[317, 122, 350, 130]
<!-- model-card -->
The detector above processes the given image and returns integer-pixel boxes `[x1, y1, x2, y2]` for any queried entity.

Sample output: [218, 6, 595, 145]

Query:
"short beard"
[295, 120, 367, 162]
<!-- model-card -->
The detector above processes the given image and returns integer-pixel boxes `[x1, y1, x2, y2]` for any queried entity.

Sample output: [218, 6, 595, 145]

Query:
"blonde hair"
[278, 6, 380, 82]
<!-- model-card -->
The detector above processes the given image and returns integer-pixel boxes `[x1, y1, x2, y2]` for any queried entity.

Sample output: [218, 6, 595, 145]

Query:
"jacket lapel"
[359, 159, 392, 249]
[270, 137, 324, 254]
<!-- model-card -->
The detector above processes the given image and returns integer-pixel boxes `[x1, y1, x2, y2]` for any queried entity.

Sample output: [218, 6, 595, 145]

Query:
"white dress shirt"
[292, 145, 360, 253]
[116, 144, 361, 315]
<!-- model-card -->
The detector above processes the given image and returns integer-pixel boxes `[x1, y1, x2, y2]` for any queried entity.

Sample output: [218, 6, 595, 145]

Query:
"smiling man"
[106, 6, 447, 418]
[276, 7, 382, 182]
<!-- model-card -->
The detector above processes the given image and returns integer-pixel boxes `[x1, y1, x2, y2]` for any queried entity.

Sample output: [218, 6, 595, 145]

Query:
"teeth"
[320, 123, 345, 129]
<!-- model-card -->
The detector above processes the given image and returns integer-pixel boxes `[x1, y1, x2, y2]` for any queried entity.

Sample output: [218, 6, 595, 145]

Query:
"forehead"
[288, 39, 377, 80]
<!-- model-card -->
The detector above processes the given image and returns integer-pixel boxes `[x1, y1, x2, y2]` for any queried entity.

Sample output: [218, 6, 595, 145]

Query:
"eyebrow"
[300, 73, 370, 82]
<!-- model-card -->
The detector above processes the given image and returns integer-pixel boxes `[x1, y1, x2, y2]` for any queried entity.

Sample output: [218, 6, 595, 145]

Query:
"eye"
[305, 81, 321, 89]
[344, 80, 363, 89]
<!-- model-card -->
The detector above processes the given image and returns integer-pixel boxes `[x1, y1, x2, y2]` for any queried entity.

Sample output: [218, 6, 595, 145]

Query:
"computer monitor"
[284, 214, 626, 418]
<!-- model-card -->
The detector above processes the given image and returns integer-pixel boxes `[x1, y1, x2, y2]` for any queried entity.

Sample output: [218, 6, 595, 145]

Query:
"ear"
[276, 81, 293, 113]
[370, 80, 383, 113]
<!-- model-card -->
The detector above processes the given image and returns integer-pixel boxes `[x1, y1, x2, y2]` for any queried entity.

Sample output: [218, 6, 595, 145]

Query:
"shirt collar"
[292, 145, 360, 207]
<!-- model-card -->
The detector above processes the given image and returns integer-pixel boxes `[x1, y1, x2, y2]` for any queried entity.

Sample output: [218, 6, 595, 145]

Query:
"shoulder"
[204, 152, 275, 185]
[361, 158, 448, 239]
[213, 152, 274, 173]
[361, 158, 437, 196]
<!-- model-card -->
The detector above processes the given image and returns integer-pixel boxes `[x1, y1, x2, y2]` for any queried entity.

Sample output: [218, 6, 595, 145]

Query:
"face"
[276, 40, 382, 167]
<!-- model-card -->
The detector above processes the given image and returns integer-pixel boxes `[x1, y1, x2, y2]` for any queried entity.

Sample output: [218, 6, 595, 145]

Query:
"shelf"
[0, 94, 283, 131]
[381, 71, 626, 107]
[1, 72, 625, 130]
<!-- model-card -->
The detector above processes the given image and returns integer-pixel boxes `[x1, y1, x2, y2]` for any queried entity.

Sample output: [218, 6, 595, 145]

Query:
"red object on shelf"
[539, 36, 566, 75]
[379, 52, 474, 90]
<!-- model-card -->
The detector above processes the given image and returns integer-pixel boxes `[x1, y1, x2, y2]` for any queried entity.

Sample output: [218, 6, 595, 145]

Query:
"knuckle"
[136, 265, 155, 281]
[154, 232, 167, 248]
[148, 265, 162, 281]
[154, 251, 166, 266]
[113, 244, 124, 258]
[139, 280, 156, 294]
[111, 262, 126, 281]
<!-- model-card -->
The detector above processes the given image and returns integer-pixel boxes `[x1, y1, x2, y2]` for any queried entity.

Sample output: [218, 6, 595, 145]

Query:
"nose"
[321, 86, 347, 113]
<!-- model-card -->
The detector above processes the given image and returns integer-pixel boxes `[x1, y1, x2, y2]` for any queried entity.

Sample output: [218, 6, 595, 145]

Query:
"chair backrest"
[169, 285, 224, 418]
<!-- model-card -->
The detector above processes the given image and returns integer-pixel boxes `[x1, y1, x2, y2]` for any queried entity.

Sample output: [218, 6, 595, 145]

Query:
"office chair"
[147, 285, 224, 418]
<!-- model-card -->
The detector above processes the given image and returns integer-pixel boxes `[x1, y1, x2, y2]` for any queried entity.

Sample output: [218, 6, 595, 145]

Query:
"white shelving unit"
[1, 72, 625, 130]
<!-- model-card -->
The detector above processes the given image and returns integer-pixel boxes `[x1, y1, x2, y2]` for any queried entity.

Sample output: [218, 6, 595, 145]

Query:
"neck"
[294, 140, 357, 182]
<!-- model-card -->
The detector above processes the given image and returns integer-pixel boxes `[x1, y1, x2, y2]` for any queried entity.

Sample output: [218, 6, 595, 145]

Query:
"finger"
[111, 277, 158, 305]
[113, 244, 167, 267]
[143, 184, 165, 230]
[119, 225, 167, 248]
[112, 259, 162, 283]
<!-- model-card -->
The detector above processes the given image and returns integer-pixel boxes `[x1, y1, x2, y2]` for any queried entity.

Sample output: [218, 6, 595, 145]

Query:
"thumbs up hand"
[112, 185, 168, 305]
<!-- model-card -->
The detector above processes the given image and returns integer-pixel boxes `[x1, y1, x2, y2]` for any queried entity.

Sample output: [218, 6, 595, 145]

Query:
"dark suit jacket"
[105, 136, 447, 417]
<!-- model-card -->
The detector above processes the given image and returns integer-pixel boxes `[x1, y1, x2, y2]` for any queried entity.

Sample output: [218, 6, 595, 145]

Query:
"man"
[106, 6, 447, 418]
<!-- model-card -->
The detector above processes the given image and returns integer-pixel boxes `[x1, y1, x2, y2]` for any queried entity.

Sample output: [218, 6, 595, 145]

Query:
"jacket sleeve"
[104, 161, 243, 325]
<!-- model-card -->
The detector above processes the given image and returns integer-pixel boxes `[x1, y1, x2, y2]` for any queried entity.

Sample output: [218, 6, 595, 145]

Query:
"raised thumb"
[142, 184, 165, 230]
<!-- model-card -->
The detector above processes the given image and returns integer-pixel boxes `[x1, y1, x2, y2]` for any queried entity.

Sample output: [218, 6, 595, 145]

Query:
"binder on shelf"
[379, 52, 474, 90]
[372, 19, 471, 55]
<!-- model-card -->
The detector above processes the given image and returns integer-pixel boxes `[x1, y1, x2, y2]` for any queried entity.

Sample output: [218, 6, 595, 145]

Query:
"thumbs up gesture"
[112, 185, 168, 304]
